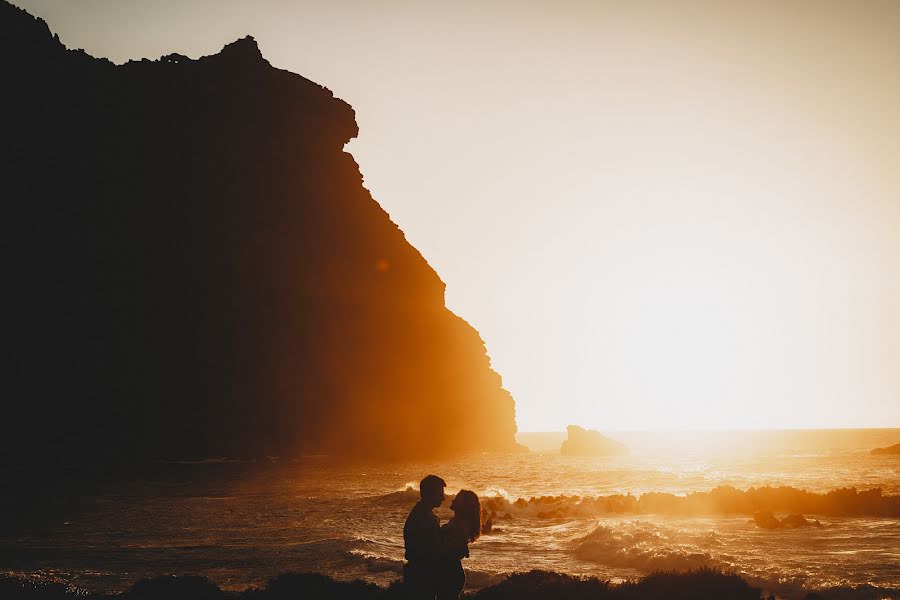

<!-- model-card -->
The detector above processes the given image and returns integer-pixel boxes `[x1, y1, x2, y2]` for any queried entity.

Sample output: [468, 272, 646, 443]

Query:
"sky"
[14, 0, 900, 431]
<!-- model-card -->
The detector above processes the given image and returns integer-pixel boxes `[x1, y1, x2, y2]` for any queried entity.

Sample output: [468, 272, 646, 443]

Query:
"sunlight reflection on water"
[2, 430, 898, 599]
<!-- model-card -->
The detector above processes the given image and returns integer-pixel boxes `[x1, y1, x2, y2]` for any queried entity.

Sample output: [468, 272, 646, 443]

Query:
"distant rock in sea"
[752, 509, 821, 529]
[560, 425, 629, 456]
[0, 1, 522, 462]
[871, 443, 900, 455]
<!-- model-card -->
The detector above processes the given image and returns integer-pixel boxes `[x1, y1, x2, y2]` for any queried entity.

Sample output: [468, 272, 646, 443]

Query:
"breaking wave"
[345, 549, 404, 575]
[368, 485, 420, 505]
[476, 485, 900, 519]
[368, 483, 899, 519]
[572, 520, 724, 572]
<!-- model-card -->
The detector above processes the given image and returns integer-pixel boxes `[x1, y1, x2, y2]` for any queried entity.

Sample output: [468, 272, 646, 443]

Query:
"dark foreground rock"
[5, 569, 898, 600]
[0, 0, 520, 462]
[753, 509, 821, 529]
[0, 569, 765, 600]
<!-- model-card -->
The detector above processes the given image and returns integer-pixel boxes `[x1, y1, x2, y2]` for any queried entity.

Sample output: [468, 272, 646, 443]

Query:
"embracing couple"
[403, 475, 481, 600]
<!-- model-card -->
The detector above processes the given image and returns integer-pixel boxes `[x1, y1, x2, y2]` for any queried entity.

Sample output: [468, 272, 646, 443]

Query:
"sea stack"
[560, 425, 629, 456]
[871, 443, 900, 455]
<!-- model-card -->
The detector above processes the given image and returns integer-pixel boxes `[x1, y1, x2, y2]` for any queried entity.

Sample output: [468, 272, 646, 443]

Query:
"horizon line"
[517, 426, 900, 433]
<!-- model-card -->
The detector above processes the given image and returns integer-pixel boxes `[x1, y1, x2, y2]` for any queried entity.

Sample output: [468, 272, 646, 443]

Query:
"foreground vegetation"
[0, 567, 872, 600]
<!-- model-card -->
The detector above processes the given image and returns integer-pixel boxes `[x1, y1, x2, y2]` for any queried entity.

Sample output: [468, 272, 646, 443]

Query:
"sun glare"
[595, 254, 762, 430]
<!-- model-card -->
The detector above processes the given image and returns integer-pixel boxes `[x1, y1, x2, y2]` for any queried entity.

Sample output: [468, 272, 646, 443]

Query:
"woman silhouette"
[436, 489, 481, 600]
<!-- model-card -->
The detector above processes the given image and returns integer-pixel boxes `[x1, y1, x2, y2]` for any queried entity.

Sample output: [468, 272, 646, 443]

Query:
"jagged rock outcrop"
[560, 426, 628, 456]
[752, 510, 821, 529]
[871, 443, 900, 455]
[0, 1, 521, 461]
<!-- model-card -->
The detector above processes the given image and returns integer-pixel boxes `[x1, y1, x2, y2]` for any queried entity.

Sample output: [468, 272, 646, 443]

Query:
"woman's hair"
[453, 489, 481, 543]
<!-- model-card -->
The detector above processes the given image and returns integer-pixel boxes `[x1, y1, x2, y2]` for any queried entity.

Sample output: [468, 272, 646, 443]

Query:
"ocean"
[2, 429, 898, 599]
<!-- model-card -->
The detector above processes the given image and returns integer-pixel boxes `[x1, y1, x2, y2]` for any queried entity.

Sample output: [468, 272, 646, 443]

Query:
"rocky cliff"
[0, 1, 520, 461]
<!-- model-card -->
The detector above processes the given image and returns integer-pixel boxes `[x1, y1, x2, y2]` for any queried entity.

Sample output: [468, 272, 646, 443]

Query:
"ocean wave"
[572, 520, 725, 572]
[477, 485, 900, 520]
[363, 483, 900, 520]
[367, 486, 421, 505]
[462, 568, 508, 589]
[569, 522, 900, 599]
[345, 549, 405, 574]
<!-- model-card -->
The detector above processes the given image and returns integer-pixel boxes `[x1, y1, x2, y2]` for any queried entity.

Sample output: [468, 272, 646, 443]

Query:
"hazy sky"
[15, 0, 900, 431]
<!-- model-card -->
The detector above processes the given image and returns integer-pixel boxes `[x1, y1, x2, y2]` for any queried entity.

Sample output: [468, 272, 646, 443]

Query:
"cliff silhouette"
[0, 2, 520, 462]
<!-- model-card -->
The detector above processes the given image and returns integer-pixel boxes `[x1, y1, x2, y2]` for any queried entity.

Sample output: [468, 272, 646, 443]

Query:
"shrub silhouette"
[473, 570, 613, 600]
[126, 576, 225, 600]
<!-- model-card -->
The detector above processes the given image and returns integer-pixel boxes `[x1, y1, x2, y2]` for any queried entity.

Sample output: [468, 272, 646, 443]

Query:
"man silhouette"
[403, 474, 446, 598]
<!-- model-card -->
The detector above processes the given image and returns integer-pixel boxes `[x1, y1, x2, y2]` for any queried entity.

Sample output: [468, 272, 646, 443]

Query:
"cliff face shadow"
[0, 1, 520, 464]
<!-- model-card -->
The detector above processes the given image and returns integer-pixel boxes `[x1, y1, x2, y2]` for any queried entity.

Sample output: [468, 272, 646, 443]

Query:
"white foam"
[572, 520, 724, 572]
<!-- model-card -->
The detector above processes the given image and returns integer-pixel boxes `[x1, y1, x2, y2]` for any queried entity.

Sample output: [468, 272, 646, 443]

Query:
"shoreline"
[0, 569, 768, 600]
[2, 568, 897, 600]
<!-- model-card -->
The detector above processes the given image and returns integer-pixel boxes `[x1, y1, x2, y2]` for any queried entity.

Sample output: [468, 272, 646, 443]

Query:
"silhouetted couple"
[403, 475, 481, 600]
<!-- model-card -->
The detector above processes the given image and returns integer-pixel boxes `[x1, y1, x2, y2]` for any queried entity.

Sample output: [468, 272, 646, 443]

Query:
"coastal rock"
[871, 443, 900, 455]
[560, 426, 629, 456]
[0, 1, 521, 461]
[753, 510, 821, 529]
[780, 513, 820, 528]
[752, 510, 782, 529]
